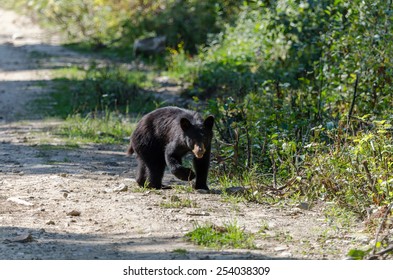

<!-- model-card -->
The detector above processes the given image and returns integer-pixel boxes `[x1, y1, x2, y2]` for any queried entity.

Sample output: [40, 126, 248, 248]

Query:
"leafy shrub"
[317, 0, 393, 119]
[299, 122, 393, 215]
[180, 0, 333, 97]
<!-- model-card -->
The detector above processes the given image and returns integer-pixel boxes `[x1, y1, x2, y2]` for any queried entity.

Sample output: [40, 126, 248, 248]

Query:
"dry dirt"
[0, 7, 371, 260]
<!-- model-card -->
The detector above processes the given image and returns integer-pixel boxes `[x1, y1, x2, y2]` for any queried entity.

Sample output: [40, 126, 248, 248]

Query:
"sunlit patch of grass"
[185, 221, 255, 249]
[55, 111, 135, 144]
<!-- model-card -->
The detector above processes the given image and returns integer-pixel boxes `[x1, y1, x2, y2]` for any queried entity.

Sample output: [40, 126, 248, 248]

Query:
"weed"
[131, 185, 161, 195]
[160, 196, 197, 209]
[185, 221, 255, 249]
[258, 220, 270, 233]
[172, 248, 188, 255]
[172, 184, 194, 194]
[323, 203, 358, 231]
[347, 248, 372, 260]
[273, 231, 293, 243]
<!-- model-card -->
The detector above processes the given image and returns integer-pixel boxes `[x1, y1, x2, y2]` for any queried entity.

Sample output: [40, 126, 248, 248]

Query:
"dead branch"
[371, 203, 393, 256]
[270, 150, 277, 189]
[362, 160, 377, 193]
[371, 244, 393, 258]
[347, 73, 359, 127]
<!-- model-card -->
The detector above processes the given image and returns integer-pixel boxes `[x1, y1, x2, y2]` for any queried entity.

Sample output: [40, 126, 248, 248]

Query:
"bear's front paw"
[172, 167, 195, 181]
[193, 183, 209, 191]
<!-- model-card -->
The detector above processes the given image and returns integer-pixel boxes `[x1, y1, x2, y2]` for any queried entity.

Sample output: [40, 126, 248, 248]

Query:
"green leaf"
[347, 249, 367, 260]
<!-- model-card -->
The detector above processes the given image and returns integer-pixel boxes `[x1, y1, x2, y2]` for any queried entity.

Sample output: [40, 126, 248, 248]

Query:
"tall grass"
[57, 111, 135, 144]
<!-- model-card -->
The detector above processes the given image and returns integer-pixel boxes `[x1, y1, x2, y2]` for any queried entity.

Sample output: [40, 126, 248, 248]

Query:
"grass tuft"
[185, 221, 255, 249]
[55, 111, 135, 144]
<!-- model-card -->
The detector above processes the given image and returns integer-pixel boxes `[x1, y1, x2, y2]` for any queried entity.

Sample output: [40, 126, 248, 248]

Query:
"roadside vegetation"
[3, 0, 393, 258]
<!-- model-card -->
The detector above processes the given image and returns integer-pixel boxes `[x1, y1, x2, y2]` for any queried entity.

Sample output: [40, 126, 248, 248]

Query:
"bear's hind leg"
[136, 160, 147, 187]
[145, 159, 166, 189]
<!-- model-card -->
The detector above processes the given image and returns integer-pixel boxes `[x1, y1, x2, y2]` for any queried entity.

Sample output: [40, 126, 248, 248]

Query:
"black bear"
[127, 106, 214, 190]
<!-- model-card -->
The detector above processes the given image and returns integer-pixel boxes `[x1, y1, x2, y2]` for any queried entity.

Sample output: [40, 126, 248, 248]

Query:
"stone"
[12, 33, 24, 40]
[225, 186, 247, 195]
[133, 36, 166, 56]
[67, 210, 81, 217]
[297, 202, 311, 210]
[196, 189, 209, 194]
[113, 183, 128, 192]
[6, 197, 33, 206]
[186, 212, 210, 216]
[274, 246, 287, 252]
[279, 252, 292, 258]
[105, 183, 128, 193]
[7, 232, 34, 243]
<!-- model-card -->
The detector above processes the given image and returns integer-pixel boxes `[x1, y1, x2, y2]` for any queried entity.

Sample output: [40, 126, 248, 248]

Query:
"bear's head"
[180, 115, 214, 158]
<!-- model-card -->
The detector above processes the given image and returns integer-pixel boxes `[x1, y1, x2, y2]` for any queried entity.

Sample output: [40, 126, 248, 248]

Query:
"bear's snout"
[193, 143, 206, 158]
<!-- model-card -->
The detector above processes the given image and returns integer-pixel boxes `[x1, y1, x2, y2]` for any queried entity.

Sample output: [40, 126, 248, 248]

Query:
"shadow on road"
[0, 226, 287, 260]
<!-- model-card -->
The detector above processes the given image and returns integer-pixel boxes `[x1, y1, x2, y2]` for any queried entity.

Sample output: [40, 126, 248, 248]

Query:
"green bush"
[179, 0, 332, 97]
[300, 123, 393, 215]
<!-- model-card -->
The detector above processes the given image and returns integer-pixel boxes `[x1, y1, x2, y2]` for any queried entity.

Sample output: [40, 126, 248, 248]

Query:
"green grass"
[323, 203, 358, 231]
[160, 196, 197, 208]
[172, 248, 188, 255]
[185, 221, 255, 249]
[55, 112, 135, 144]
[172, 184, 194, 194]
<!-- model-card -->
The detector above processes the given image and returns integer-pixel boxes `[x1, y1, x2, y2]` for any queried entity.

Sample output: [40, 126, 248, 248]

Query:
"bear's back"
[131, 106, 203, 150]
[144, 106, 203, 129]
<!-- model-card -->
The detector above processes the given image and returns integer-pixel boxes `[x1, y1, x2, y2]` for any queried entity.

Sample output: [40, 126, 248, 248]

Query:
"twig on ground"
[371, 244, 393, 257]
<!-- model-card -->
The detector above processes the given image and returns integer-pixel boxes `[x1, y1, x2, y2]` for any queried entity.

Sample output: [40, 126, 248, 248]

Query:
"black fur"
[128, 106, 214, 190]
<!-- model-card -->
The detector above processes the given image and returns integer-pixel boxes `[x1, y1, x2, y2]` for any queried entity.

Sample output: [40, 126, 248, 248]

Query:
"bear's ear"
[180, 118, 192, 131]
[204, 115, 214, 130]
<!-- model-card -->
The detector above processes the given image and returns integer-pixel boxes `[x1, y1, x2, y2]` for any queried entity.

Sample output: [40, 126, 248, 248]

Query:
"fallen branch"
[371, 244, 393, 257]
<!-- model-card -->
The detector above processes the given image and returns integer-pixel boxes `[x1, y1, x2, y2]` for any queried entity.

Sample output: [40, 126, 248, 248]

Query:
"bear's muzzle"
[193, 143, 206, 159]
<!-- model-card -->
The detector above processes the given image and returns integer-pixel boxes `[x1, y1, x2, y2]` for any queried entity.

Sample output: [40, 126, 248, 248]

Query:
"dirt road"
[0, 7, 369, 260]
